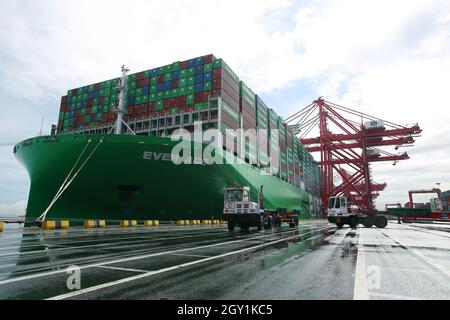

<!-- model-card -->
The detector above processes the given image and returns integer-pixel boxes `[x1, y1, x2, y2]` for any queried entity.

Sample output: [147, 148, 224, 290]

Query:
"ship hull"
[14, 134, 316, 223]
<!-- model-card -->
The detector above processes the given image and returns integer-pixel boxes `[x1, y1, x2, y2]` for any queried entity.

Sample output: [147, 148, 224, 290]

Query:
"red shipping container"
[164, 99, 170, 108]
[136, 72, 145, 80]
[148, 101, 156, 108]
[172, 80, 179, 88]
[169, 98, 176, 107]
[72, 88, 79, 96]
[180, 61, 188, 69]
[61, 96, 67, 104]
[157, 75, 164, 83]
[213, 79, 221, 90]
[86, 107, 92, 114]
[142, 78, 150, 87]
[204, 54, 214, 64]
[141, 104, 149, 113]
[75, 110, 81, 117]
[213, 69, 221, 80]
[194, 93, 204, 103]
[177, 96, 186, 105]
[98, 97, 104, 105]
[94, 83, 101, 91]
[87, 100, 93, 108]
[127, 106, 135, 116]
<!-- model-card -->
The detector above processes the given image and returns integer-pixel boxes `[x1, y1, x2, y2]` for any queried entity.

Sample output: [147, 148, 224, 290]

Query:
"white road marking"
[369, 292, 424, 300]
[46, 231, 317, 300]
[353, 228, 369, 300]
[0, 228, 326, 286]
[381, 229, 450, 278]
[412, 250, 450, 278]
[94, 266, 148, 273]
[169, 253, 210, 258]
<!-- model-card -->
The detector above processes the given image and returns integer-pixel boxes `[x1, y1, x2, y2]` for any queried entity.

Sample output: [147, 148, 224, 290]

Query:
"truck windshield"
[328, 198, 336, 209]
[225, 189, 243, 201]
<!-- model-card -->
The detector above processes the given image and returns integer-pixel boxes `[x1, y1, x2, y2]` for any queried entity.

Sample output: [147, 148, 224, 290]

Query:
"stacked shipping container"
[58, 54, 320, 201]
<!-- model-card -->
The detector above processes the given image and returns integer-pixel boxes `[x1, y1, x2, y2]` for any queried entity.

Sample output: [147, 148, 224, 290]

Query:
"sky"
[0, 0, 449, 216]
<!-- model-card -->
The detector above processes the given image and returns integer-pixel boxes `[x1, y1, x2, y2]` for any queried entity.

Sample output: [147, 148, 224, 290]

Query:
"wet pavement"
[0, 221, 449, 300]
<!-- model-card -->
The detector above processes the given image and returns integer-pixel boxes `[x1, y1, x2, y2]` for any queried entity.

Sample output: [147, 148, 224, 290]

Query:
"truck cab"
[327, 196, 349, 217]
[223, 186, 262, 231]
[223, 187, 261, 215]
[327, 195, 388, 229]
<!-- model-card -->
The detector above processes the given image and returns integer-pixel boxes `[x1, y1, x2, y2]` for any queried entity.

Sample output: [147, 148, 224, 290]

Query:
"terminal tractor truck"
[222, 185, 299, 232]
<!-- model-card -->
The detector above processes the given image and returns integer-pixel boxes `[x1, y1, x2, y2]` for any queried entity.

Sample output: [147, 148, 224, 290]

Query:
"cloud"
[0, 200, 27, 217]
[0, 0, 449, 211]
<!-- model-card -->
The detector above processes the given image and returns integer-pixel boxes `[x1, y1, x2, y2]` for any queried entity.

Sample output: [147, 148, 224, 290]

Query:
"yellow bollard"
[58, 220, 70, 229]
[120, 220, 129, 227]
[144, 220, 154, 227]
[185, 220, 191, 225]
[177, 220, 185, 225]
[84, 220, 96, 229]
[201, 220, 208, 225]
[97, 220, 106, 228]
[153, 220, 160, 226]
[220, 220, 226, 225]
[197, 220, 201, 225]
[130, 220, 138, 227]
[0, 221, 4, 232]
[42, 221, 56, 230]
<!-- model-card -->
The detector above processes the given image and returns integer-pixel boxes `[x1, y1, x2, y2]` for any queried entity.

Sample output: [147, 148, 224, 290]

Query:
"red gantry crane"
[407, 188, 442, 208]
[285, 98, 422, 217]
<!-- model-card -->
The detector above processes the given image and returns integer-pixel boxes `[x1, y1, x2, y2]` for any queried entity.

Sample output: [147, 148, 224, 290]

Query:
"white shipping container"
[367, 148, 381, 156]
[364, 120, 384, 129]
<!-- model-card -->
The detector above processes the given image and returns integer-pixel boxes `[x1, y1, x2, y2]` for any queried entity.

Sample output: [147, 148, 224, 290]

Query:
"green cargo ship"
[14, 134, 315, 223]
[13, 54, 321, 224]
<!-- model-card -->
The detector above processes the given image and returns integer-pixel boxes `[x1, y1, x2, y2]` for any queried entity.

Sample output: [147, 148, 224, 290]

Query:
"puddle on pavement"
[262, 227, 336, 268]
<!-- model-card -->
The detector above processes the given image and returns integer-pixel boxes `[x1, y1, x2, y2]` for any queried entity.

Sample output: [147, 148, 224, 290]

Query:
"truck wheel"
[336, 222, 344, 228]
[228, 222, 235, 232]
[265, 216, 273, 229]
[363, 216, 375, 228]
[348, 216, 358, 229]
[375, 216, 388, 229]
[257, 222, 263, 231]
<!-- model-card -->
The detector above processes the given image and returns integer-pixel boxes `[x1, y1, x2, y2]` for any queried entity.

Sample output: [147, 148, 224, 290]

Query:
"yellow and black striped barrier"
[0, 221, 4, 232]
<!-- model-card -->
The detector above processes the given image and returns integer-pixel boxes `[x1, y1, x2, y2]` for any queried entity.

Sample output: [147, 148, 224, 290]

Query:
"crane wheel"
[375, 216, 388, 229]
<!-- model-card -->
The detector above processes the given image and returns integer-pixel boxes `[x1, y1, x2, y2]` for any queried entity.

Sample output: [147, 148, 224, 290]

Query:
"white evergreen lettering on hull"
[143, 152, 172, 162]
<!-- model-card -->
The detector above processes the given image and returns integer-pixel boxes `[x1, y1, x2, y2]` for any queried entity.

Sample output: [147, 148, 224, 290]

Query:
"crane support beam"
[301, 127, 421, 145]
[305, 137, 415, 152]
[317, 153, 409, 165]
